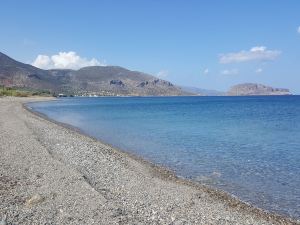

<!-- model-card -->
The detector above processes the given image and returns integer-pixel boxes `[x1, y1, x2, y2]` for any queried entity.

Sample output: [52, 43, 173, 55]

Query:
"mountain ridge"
[0, 52, 292, 96]
[0, 52, 190, 96]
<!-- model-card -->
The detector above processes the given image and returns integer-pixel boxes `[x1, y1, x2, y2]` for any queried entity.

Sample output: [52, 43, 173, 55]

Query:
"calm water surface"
[29, 96, 300, 219]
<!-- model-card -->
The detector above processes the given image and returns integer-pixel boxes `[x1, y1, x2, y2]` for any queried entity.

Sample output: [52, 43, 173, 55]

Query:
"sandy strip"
[0, 97, 298, 225]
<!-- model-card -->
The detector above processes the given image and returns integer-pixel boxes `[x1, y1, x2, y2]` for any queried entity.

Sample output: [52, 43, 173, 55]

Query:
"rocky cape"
[0, 52, 190, 96]
[227, 83, 291, 96]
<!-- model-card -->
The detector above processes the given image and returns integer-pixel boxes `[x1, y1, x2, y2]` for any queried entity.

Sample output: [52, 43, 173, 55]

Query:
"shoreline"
[23, 97, 299, 223]
[24, 100, 298, 223]
[1, 96, 298, 224]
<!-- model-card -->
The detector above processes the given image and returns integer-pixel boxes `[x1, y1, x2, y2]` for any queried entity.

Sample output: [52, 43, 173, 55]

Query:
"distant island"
[180, 83, 291, 96]
[227, 83, 291, 96]
[0, 52, 291, 97]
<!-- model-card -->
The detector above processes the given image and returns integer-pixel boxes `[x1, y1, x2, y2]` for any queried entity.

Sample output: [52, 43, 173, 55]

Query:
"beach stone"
[0, 215, 7, 225]
[25, 194, 45, 207]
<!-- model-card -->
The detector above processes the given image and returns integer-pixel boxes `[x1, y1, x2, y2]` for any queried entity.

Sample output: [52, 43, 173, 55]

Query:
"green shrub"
[15, 92, 30, 97]
[0, 86, 52, 97]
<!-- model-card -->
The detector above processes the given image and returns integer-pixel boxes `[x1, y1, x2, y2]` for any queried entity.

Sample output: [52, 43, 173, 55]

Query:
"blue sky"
[0, 0, 300, 93]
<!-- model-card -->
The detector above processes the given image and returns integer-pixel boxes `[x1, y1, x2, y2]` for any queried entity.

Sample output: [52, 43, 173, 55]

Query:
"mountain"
[0, 52, 189, 96]
[181, 86, 225, 96]
[227, 83, 291, 96]
[0, 52, 62, 91]
[1, 52, 292, 97]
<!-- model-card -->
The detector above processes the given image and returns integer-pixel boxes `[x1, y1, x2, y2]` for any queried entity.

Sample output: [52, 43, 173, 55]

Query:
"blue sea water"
[28, 96, 300, 219]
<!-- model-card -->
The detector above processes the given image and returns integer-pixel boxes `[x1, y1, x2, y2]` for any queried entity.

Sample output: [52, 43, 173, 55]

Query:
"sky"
[0, 0, 300, 93]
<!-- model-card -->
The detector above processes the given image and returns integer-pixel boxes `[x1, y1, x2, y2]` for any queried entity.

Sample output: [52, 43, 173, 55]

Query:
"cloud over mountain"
[32, 51, 105, 70]
[219, 46, 281, 64]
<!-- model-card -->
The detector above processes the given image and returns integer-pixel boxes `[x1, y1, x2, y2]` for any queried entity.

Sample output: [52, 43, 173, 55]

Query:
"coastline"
[1, 97, 298, 224]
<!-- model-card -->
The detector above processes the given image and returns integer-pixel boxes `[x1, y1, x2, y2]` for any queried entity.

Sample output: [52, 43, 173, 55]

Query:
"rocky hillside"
[0, 52, 189, 96]
[227, 83, 291, 96]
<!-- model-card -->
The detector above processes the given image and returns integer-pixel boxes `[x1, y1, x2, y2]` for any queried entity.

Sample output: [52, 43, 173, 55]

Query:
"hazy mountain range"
[180, 86, 225, 96]
[0, 52, 291, 96]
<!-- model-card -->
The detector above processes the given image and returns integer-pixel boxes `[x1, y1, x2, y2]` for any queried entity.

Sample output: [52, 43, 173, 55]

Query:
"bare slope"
[0, 52, 188, 96]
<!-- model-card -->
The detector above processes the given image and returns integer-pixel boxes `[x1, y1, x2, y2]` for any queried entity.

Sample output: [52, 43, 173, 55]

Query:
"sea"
[28, 96, 300, 219]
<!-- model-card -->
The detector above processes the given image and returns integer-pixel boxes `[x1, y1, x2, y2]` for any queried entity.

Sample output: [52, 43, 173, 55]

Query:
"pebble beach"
[0, 97, 298, 225]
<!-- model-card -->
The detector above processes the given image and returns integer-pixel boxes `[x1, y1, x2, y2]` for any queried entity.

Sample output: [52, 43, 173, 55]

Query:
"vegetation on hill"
[0, 86, 51, 97]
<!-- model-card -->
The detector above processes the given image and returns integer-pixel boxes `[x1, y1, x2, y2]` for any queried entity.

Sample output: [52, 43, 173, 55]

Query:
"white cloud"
[156, 70, 169, 78]
[32, 55, 52, 69]
[255, 68, 263, 73]
[203, 68, 209, 75]
[298, 26, 300, 34]
[220, 69, 239, 75]
[32, 51, 106, 70]
[219, 46, 281, 64]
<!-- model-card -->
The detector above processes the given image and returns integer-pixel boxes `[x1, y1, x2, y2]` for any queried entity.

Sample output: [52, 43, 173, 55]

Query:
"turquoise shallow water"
[29, 96, 300, 219]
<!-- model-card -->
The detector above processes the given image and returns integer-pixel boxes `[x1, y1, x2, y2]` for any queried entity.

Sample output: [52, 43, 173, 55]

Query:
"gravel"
[0, 97, 298, 225]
